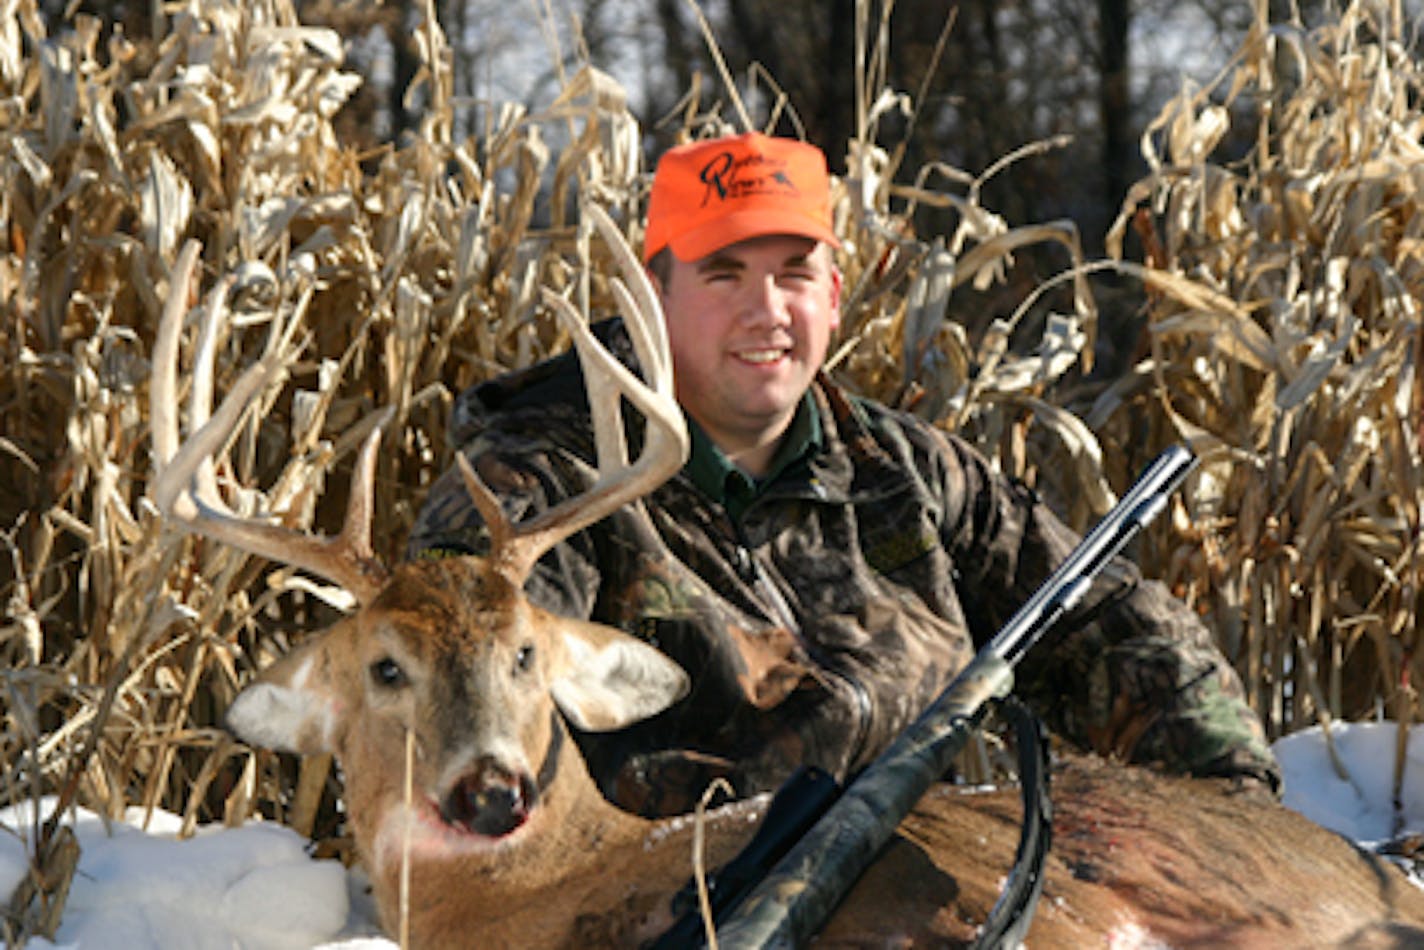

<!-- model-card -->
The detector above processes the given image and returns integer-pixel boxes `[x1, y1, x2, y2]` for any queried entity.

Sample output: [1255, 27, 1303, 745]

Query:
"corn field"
[1096, 0, 1424, 744]
[0, 0, 1420, 941]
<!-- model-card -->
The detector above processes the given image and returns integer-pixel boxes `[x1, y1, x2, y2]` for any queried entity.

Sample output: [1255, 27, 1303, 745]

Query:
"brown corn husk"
[1095, 3, 1423, 757]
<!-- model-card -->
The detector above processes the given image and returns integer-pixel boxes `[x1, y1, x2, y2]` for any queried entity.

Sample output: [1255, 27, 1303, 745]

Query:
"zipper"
[729, 523, 874, 768]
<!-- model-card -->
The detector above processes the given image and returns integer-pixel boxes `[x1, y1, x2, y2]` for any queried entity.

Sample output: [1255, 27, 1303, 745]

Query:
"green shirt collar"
[685, 393, 821, 520]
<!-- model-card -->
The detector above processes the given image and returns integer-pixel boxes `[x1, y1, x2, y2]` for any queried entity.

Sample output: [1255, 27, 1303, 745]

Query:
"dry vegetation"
[0, 0, 1419, 941]
[1094, 0, 1424, 746]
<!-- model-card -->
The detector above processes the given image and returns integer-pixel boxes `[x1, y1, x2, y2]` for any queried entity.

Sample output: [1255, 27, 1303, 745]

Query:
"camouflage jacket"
[409, 321, 1279, 817]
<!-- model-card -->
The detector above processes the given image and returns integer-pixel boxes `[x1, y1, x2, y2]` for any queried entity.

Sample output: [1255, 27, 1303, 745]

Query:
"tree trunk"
[1098, 0, 1131, 211]
[391, 0, 423, 136]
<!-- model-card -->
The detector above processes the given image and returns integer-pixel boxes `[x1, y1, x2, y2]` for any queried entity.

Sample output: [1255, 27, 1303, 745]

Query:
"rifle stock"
[687, 443, 1199, 947]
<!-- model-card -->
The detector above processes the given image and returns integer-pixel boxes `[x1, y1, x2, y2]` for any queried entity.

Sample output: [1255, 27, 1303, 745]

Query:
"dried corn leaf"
[900, 239, 955, 376]
[1151, 310, 1274, 372]
[140, 150, 194, 261]
[1275, 315, 1356, 411]
[1016, 394, 1116, 515]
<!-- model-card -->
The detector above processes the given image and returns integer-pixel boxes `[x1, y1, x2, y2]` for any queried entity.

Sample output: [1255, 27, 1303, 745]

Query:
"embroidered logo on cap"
[698, 150, 801, 206]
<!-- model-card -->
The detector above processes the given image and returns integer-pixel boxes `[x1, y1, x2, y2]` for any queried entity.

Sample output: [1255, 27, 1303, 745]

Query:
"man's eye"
[369, 657, 407, 689]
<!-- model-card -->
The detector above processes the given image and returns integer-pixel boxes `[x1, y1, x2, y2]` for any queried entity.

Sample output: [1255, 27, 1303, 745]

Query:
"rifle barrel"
[711, 443, 1198, 947]
[989, 442, 1197, 666]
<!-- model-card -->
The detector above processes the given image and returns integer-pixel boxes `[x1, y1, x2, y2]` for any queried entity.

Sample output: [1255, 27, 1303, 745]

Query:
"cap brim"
[666, 208, 841, 262]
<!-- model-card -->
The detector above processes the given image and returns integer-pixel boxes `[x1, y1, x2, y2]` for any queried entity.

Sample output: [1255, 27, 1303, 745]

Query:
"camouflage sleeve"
[933, 433, 1281, 793]
[406, 427, 604, 621]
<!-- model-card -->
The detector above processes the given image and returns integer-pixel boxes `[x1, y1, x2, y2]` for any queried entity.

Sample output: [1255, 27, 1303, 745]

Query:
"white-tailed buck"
[152, 211, 1424, 948]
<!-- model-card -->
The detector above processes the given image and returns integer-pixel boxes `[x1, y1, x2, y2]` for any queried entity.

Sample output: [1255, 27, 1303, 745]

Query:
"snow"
[2, 721, 1419, 948]
[1275, 720, 1424, 847]
[0, 800, 391, 949]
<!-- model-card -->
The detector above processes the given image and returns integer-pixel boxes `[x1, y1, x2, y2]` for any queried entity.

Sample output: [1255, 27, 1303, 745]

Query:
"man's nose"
[739, 276, 791, 328]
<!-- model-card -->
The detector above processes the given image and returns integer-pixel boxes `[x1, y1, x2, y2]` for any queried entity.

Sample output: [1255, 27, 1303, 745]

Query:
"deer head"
[149, 207, 695, 935]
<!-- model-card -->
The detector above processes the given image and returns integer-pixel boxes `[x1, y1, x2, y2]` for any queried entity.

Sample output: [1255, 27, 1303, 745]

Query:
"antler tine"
[455, 452, 514, 555]
[150, 239, 389, 606]
[591, 205, 672, 391]
[470, 205, 688, 582]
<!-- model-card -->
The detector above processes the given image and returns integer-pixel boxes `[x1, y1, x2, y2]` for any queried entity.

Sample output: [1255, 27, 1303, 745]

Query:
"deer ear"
[226, 635, 347, 756]
[550, 620, 689, 732]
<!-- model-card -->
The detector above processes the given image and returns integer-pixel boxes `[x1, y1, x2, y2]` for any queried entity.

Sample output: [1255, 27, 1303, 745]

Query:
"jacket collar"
[680, 374, 912, 513]
[684, 394, 821, 520]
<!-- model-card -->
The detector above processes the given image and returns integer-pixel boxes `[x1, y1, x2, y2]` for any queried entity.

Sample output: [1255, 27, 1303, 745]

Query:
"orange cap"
[643, 132, 840, 263]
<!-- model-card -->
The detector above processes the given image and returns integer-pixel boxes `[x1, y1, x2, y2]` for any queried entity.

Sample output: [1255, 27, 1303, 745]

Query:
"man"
[409, 131, 1278, 817]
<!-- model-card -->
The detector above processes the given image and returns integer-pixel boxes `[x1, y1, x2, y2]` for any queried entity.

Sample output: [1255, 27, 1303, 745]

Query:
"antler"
[150, 240, 390, 605]
[456, 204, 689, 583]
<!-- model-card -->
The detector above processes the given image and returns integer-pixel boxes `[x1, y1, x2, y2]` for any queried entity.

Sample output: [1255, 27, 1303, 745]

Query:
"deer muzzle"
[441, 758, 539, 838]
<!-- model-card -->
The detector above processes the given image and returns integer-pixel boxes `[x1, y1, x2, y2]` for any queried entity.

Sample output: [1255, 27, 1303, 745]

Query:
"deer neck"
[366, 719, 762, 947]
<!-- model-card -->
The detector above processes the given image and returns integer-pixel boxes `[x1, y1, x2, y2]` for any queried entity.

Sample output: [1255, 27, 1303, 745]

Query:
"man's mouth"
[735, 347, 788, 364]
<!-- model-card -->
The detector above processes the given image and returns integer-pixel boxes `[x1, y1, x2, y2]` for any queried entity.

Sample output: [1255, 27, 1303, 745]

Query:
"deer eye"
[515, 644, 535, 673]
[369, 657, 407, 689]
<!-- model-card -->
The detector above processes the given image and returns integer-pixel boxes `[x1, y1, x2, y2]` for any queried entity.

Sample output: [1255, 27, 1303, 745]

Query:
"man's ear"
[549, 617, 689, 732]
[226, 630, 353, 756]
[645, 248, 673, 297]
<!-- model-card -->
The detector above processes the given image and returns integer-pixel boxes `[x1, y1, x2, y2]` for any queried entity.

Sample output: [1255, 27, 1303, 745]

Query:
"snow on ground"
[0, 800, 389, 949]
[2, 721, 1419, 948]
[1275, 719, 1424, 848]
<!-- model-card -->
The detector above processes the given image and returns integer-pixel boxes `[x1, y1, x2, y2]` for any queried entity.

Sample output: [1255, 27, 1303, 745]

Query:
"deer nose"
[442, 757, 538, 837]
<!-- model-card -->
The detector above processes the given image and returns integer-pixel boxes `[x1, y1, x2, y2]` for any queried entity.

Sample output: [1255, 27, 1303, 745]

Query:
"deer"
[149, 210, 1424, 948]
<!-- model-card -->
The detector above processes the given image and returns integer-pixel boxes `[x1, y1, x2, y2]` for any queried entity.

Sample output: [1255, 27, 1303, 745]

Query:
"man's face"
[653, 234, 842, 457]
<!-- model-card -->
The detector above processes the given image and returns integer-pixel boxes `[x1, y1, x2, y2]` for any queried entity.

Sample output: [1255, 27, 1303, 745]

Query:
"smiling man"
[655, 235, 839, 476]
[409, 132, 1279, 817]
[643, 133, 844, 479]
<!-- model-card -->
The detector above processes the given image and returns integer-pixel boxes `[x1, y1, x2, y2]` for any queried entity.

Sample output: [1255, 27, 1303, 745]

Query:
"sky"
[1, 721, 1419, 948]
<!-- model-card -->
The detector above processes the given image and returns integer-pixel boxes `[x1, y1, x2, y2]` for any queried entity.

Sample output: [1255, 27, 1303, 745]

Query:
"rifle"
[654, 442, 1199, 947]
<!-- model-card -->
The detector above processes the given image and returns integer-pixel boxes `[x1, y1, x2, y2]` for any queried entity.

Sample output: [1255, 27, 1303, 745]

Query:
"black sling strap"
[969, 696, 1053, 948]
